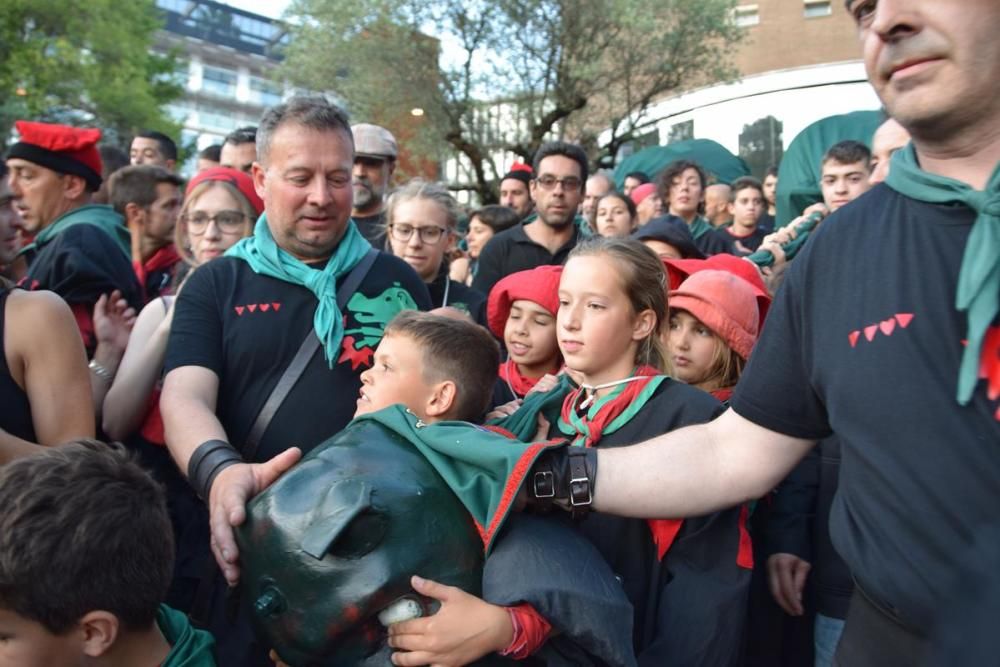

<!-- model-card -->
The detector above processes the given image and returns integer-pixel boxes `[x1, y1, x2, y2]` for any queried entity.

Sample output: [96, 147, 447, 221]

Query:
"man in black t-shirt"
[160, 97, 430, 666]
[529, 4, 1000, 664]
[471, 141, 587, 296]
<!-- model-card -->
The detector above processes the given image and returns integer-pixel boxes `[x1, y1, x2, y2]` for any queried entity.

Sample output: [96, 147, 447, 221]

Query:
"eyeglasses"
[534, 175, 582, 191]
[182, 211, 247, 234]
[389, 224, 449, 244]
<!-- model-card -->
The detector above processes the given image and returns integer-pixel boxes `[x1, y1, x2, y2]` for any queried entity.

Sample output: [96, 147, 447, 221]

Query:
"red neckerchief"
[499, 359, 542, 398]
[558, 364, 662, 449]
[133, 244, 181, 295]
[711, 387, 734, 402]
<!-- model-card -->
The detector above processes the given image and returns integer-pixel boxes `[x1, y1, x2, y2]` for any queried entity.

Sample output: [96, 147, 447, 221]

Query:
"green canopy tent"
[613, 138, 751, 190]
[774, 109, 884, 228]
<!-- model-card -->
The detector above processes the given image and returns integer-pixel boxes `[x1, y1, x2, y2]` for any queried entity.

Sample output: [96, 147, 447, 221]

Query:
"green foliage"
[0, 0, 185, 152]
[283, 0, 742, 202]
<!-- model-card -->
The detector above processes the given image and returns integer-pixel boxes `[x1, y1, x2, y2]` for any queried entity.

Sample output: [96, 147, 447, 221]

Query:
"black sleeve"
[470, 236, 507, 296]
[163, 264, 224, 377]
[762, 448, 819, 561]
[730, 245, 832, 440]
[695, 229, 735, 256]
[25, 225, 142, 310]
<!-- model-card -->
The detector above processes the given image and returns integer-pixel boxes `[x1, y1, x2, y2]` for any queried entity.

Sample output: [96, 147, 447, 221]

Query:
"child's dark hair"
[384, 311, 500, 421]
[729, 176, 764, 202]
[568, 237, 668, 370]
[597, 191, 637, 220]
[625, 171, 650, 185]
[0, 440, 173, 634]
[822, 140, 872, 169]
[469, 205, 520, 235]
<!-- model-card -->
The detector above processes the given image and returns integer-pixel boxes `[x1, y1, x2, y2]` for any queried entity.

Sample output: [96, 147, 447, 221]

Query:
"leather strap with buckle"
[528, 446, 597, 519]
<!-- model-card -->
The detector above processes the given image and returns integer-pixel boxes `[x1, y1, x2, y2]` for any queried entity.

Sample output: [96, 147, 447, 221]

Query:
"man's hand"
[767, 552, 812, 616]
[388, 575, 513, 667]
[208, 447, 302, 586]
[485, 399, 522, 422]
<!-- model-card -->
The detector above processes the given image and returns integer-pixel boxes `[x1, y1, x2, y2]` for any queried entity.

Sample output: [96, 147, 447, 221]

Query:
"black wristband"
[528, 446, 598, 519]
[187, 439, 243, 500]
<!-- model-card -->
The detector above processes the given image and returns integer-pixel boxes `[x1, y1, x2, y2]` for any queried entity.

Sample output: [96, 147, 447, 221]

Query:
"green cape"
[22, 204, 130, 258]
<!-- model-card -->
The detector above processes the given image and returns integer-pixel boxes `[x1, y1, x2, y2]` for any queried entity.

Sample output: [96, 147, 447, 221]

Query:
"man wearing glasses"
[471, 141, 587, 296]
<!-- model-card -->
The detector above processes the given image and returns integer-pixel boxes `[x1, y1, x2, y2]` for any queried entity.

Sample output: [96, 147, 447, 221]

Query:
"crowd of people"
[0, 1, 997, 665]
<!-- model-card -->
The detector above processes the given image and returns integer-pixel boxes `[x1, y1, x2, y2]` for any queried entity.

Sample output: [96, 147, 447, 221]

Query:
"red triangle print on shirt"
[879, 318, 896, 336]
[247, 304, 257, 313]
[895, 313, 914, 328]
[260, 303, 270, 312]
[848, 331, 861, 348]
[272, 302, 281, 311]
[864, 325, 878, 342]
[235, 306, 245, 316]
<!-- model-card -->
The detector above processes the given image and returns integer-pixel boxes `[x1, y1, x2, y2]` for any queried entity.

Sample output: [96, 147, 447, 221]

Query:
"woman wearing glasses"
[101, 167, 263, 611]
[385, 180, 485, 319]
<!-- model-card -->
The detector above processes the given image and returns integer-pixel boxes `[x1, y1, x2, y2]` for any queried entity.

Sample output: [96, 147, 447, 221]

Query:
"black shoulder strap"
[242, 248, 379, 461]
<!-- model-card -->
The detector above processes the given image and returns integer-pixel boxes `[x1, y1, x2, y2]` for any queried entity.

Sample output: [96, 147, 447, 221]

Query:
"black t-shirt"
[714, 226, 768, 254]
[731, 184, 1000, 634]
[470, 221, 578, 297]
[164, 253, 431, 462]
[426, 266, 485, 320]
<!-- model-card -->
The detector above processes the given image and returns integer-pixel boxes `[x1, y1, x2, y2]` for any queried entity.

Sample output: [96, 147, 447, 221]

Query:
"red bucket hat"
[669, 270, 760, 360]
[630, 182, 657, 206]
[664, 254, 771, 323]
[186, 166, 264, 217]
[486, 265, 563, 339]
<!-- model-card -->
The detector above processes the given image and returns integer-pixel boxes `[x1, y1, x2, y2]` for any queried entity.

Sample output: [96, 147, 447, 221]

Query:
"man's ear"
[78, 610, 119, 657]
[251, 161, 267, 200]
[425, 380, 458, 420]
[631, 308, 658, 341]
[124, 201, 146, 229]
[62, 174, 88, 201]
[165, 158, 177, 172]
[386, 160, 397, 180]
[727, 201, 736, 216]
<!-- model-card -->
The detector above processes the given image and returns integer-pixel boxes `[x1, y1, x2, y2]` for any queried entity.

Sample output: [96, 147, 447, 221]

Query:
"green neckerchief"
[558, 376, 666, 447]
[687, 215, 713, 240]
[24, 204, 130, 257]
[157, 604, 216, 666]
[884, 144, 1000, 405]
[354, 405, 563, 554]
[226, 215, 372, 366]
[488, 374, 576, 441]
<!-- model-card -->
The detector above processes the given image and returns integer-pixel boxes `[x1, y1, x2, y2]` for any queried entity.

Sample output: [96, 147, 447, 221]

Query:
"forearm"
[593, 410, 814, 519]
[161, 383, 230, 475]
[103, 325, 170, 440]
[0, 428, 45, 464]
[89, 341, 126, 418]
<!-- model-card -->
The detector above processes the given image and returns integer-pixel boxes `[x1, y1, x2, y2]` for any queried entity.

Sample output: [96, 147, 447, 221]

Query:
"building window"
[249, 77, 282, 106]
[739, 115, 784, 179]
[201, 66, 237, 98]
[804, 0, 832, 18]
[733, 5, 760, 28]
[667, 120, 694, 145]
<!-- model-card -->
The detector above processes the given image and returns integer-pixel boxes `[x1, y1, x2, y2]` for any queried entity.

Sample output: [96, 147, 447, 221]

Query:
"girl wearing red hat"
[666, 269, 761, 402]
[486, 265, 563, 406]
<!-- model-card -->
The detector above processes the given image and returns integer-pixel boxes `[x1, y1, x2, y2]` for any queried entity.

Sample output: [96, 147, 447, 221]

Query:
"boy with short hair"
[819, 139, 872, 212]
[0, 440, 215, 666]
[713, 176, 768, 254]
[355, 309, 500, 423]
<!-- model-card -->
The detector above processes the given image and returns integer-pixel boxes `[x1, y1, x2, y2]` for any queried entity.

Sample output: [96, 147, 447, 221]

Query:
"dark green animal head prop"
[236, 418, 484, 666]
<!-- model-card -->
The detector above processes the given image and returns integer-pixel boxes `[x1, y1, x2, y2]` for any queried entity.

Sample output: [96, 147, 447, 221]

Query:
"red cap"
[487, 265, 563, 339]
[8, 121, 103, 190]
[664, 254, 771, 323]
[669, 270, 760, 360]
[630, 182, 657, 206]
[186, 167, 264, 217]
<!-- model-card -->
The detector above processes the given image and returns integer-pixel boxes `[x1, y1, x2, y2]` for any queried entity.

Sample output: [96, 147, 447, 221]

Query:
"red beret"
[664, 254, 771, 323]
[487, 264, 563, 339]
[630, 183, 657, 206]
[7, 121, 103, 191]
[186, 166, 264, 217]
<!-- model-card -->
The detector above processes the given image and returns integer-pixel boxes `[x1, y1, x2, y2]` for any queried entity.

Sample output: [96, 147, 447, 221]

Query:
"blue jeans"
[815, 613, 846, 667]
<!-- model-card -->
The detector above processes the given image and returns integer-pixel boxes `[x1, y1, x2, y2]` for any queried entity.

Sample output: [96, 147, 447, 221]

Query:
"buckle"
[569, 476, 592, 507]
[533, 470, 555, 498]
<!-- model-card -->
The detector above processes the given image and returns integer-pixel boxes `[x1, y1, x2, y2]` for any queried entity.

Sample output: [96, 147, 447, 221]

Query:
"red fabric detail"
[272, 302, 281, 311]
[501, 603, 553, 659]
[486, 265, 563, 338]
[477, 441, 558, 553]
[879, 318, 896, 336]
[337, 336, 373, 370]
[498, 359, 540, 398]
[481, 424, 518, 440]
[979, 325, 1000, 402]
[260, 303, 270, 312]
[848, 330, 860, 348]
[559, 365, 660, 448]
[509, 162, 533, 174]
[669, 270, 760, 360]
[134, 244, 181, 299]
[664, 255, 772, 323]
[70, 303, 96, 353]
[235, 305, 245, 316]
[711, 387, 734, 402]
[247, 303, 257, 313]
[895, 312, 914, 328]
[863, 325, 878, 342]
[14, 121, 102, 174]
[648, 519, 685, 561]
[139, 388, 166, 446]
[736, 504, 754, 569]
[630, 183, 656, 206]
[185, 167, 264, 216]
